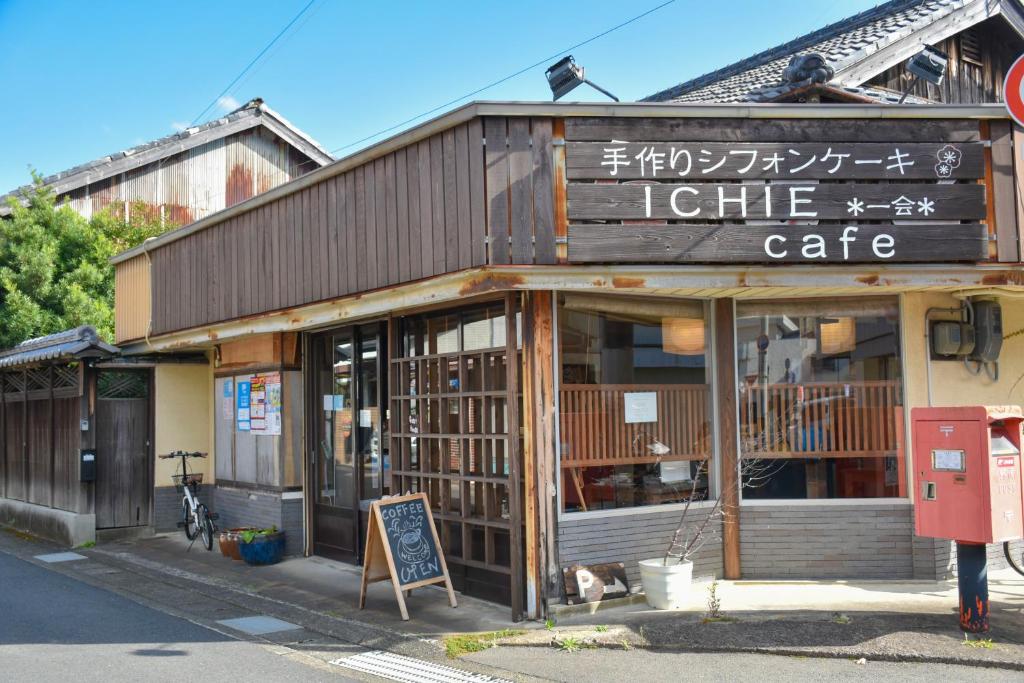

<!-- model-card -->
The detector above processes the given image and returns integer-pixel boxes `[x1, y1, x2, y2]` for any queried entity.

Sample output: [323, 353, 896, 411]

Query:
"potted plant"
[218, 527, 254, 561]
[237, 527, 286, 566]
[639, 454, 781, 610]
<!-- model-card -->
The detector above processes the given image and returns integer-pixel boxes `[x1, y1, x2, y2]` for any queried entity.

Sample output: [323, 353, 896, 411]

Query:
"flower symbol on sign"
[934, 145, 962, 178]
[847, 198, 865, 216]
[917, 198, 935, 216]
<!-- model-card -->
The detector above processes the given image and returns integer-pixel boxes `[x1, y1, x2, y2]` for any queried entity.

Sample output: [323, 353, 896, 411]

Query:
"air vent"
[960, 30, 982, 66]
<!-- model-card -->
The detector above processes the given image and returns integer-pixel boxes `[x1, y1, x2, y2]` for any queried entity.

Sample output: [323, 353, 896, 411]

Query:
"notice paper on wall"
[249, 372, 282, 436]
[236, 380, 251, 432]
[624, 392, 658, 424]
[222, 380, 233, 420]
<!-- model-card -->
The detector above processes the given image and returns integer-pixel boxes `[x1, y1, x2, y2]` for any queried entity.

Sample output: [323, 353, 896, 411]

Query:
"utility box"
[912, 406, 1024, 543]
[80, 449, 97, 483]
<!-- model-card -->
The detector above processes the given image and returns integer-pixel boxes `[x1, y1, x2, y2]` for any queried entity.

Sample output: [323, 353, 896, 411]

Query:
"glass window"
[736, 299, 903, 500]
[401, 303, 518, 358]
[557, 294, 712, 513]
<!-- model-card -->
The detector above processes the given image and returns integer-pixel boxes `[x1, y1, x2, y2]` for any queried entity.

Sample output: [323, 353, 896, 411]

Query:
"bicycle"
[159, 450, 217, 551]
[1005, 541, 1024, 576]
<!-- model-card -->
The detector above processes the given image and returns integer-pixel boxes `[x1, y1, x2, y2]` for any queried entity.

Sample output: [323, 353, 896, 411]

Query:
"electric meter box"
[912, 406, 1024, 544]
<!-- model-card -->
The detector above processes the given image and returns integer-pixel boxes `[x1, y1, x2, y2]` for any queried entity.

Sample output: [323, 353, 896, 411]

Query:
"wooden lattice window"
[98, 370, 149, 399]
[390, 300, 523, 605]
[53, 363, 80, 391]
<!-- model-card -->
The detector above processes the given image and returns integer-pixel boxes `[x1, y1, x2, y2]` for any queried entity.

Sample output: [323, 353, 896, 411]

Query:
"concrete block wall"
[154, 486, 184, 533]
[739, 503, 914, 579]
[211, 486, 304, 556]
[558, 506, 724, 590]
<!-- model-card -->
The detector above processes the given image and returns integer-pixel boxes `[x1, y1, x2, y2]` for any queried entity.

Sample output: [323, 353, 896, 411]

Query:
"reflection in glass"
[557, 295, 712, 513]
[736, 300, 903, 499]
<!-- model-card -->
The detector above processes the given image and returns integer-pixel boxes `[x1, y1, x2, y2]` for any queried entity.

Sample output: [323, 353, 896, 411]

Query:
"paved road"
[0, 552, 355, 682]
[466, 643, 1022, 682]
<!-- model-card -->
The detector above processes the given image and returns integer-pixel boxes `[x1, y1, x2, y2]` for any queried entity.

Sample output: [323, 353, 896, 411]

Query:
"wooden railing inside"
[739, 380, 901, 459]
[559, 384, 711, 468]
[559, 384, 711, 510]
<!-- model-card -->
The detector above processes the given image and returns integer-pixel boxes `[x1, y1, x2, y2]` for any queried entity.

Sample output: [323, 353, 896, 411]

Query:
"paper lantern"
[819, 317, 856, 355]
[663, 318, 705, 355]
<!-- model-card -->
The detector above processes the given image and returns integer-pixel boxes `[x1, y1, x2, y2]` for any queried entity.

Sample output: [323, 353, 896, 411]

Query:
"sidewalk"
[6, 526, 1024, 672]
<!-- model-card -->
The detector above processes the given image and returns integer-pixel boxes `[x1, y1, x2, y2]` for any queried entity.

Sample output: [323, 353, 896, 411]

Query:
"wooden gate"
[95, 369, 151, 529]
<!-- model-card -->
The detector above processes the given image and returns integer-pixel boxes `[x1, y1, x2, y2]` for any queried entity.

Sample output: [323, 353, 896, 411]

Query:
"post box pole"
[957, 541, 989, 633]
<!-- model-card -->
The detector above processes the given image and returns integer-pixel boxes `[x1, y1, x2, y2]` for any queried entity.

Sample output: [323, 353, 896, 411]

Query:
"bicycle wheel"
[1004, 541, 1024, 576]
[183, 499, 199, 541]
[198, 504, 214, 551]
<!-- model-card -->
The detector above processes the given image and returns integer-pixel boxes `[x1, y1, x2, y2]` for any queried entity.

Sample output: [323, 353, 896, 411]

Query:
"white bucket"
[639, 558, 694, 610]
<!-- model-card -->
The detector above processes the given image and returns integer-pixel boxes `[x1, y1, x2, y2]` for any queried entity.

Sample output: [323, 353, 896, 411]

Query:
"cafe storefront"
[110, 102, 1024, 620]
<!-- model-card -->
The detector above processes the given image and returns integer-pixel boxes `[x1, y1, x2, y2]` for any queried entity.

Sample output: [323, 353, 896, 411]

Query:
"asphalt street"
[0, 552, 355, 682]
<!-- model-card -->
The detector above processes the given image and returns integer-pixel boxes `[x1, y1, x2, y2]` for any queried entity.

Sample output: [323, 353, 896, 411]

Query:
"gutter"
[110, 100, 1011, 264]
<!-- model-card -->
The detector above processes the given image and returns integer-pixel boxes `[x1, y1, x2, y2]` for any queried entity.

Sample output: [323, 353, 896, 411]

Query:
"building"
[0, 97, 333, 223]
[4, 0, 1023, 623]
[0, 98, 330, 547]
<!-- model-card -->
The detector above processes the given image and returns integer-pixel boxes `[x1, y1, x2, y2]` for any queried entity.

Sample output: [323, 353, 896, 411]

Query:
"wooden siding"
[62, 127, 316, 225]
[146, 117, 558, 336]
[114, 254, 151, 343]
[864, 19, 1022, 104]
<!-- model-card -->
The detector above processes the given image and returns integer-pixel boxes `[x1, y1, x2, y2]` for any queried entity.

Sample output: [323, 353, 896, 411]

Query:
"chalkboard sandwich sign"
[358, 492, 457, 620]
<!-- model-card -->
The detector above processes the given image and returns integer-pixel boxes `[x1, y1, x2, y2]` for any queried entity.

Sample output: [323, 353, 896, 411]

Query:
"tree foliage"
[0, 177, 166, 348]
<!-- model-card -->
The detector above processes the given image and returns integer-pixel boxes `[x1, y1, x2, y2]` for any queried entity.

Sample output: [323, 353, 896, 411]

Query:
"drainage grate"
[330, 651, 512, 683]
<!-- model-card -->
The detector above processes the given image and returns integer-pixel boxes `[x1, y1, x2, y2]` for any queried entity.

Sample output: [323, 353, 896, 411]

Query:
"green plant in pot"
[237, 526, 285, 566]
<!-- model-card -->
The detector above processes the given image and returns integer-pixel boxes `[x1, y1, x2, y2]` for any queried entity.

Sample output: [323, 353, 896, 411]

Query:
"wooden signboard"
[563, 122, 990, 264]
[563, 562, 631, 604]
[358, 492, 457, 620]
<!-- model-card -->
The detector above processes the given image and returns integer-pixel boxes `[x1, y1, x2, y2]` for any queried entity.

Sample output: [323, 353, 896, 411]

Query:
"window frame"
[554, 292, 722, 521]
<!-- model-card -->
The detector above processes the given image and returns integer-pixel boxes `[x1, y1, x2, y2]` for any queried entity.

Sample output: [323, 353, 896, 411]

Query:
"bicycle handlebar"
[158, 451, 208, 459]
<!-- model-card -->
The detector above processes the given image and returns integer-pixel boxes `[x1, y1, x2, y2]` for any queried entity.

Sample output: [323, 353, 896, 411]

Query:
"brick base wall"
[739, 503, 914, 579]
[210, 486, 304, 556]
[154, 486, 183, 533]
[558, 507, 724, 591]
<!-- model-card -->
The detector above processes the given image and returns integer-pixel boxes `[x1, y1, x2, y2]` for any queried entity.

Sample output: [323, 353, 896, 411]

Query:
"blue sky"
[0, 0, 879, 193]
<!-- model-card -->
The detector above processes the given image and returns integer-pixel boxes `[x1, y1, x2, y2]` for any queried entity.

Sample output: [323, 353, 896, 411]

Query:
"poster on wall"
[222, 380, 233, 420]
[249, 372, 282, 436]
[236, 380, 251, 432]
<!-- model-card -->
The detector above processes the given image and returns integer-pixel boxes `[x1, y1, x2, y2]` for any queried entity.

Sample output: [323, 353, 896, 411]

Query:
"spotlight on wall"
[546, 55, 619, 102]
[899, 45, 948, 103]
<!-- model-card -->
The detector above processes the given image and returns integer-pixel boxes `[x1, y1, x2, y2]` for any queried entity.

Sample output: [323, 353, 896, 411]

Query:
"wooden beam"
[990, 120, 1021, 262]
[522, 291, 557, 618]
[504, 292, 525, 621]
[714, 299, 741, 580]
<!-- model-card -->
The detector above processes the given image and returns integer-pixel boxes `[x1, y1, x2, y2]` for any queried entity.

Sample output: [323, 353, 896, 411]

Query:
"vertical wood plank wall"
[146, 117, 558, 337]
[114, 255, 151, 344]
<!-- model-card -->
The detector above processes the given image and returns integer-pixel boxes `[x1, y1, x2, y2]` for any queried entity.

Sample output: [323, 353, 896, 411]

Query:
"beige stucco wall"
[902, 292, 1024, 411]
[153, 361, 214, 486]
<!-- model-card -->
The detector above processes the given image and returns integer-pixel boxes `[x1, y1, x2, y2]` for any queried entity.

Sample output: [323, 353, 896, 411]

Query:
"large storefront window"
[557, 294, 712, 513]
[736, 299, 903, 500]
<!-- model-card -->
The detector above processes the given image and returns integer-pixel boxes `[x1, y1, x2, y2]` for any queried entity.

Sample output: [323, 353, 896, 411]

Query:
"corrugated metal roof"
[643, 0, 989, 104]
[0, 98, 333, 215]
[0, 326, 119, 368]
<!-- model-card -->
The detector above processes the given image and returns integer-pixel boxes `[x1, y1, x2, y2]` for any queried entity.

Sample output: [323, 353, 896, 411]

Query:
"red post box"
[912, 406, 1024, 543]
[912, 405, 1024, 634]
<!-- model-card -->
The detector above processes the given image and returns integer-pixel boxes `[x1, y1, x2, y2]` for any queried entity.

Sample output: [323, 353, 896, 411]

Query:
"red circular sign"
[1005, 53, 1024, 127]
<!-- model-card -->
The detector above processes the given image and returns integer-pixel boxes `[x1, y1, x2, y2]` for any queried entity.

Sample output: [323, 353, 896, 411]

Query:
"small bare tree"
[660, 409, 790, 567]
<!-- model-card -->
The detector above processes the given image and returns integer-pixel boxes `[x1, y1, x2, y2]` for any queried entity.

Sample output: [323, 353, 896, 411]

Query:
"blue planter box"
[238, 532, 285, 566]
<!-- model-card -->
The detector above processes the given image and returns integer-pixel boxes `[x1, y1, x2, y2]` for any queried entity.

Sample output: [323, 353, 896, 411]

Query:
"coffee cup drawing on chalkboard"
[388, 515, 431, 564]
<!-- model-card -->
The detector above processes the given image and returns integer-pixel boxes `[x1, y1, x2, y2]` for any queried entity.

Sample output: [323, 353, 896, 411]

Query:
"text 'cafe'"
[108, 102, 1024, 620]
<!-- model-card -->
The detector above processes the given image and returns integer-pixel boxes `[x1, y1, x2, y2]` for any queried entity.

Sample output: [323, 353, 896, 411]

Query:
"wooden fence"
[738, 380, 901, 459]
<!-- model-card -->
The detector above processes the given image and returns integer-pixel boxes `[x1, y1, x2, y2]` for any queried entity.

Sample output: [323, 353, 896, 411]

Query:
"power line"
[191, 0, 319, 125]
[328, 0, 677, 154]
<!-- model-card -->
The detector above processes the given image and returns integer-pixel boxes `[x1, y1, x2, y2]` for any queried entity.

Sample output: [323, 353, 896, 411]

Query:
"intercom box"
[912, 406, 1023, 544]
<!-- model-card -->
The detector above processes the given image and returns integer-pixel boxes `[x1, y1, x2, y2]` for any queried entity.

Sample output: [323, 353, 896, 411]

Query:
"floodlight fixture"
[546, 55, 619, 102]
[899, 45, 948, 103]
